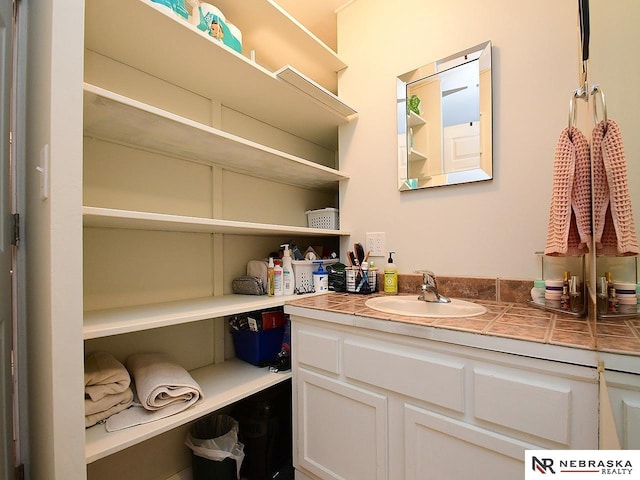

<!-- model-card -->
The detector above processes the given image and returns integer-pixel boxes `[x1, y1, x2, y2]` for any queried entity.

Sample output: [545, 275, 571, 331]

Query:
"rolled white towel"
[128, 352, 203, 411]
[106, 353, 203, 432]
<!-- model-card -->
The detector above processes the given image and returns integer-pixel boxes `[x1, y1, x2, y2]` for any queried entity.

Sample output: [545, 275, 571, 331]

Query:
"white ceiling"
[276, 0, 353, 51]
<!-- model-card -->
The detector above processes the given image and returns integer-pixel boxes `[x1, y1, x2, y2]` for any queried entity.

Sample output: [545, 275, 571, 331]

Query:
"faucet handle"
[414, 270, 436, 285]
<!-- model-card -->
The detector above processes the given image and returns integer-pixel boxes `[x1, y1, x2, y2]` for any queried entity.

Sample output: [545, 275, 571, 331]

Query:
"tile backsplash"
[395, 274, 532, 303]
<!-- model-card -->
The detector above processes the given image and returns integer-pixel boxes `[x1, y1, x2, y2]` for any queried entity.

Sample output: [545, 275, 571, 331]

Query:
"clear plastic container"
[530, 280, 545, 305]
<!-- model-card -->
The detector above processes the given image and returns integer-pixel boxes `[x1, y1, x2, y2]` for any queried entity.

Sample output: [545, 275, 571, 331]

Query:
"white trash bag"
[185, 415, 245, 479]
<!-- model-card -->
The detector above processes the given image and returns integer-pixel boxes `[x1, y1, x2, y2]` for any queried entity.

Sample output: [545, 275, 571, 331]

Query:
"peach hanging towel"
[545, 126, 592, 256]
[592, 119, 639, 256]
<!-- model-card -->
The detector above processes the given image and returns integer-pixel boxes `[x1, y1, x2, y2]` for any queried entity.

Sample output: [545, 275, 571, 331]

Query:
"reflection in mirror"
[397, 41, 492, 191]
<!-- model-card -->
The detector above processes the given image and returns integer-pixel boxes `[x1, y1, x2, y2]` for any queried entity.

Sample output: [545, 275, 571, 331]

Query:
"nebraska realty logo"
[525, 451, 639, 479]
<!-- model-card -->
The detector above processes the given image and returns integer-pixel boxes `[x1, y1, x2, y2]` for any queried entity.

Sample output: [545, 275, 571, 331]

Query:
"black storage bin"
[233, 381, 293, 480]
[188, 415, 242, 480]
[192, 454, 236, 480]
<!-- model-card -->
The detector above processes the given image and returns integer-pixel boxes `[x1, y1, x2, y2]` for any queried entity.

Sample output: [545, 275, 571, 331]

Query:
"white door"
[443, 122, 480, 173]
[0, 0, 16, 478]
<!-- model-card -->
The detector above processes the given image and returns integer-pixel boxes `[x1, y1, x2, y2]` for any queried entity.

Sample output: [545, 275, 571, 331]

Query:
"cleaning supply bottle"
[384, 251, 398, 295]
[267, 257, 275, 297]
[313, 261, 329, 293]
[273, 259, 283, 296]
[281, 244, 296, 295]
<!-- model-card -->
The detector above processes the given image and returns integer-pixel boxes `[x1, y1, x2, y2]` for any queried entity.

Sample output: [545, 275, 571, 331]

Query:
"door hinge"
[11, 213, 19, 246]
[14, 464, 24, 480]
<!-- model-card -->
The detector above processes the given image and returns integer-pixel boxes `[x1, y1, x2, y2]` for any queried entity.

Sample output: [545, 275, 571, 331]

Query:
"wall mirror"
[397, 41, 493, 191]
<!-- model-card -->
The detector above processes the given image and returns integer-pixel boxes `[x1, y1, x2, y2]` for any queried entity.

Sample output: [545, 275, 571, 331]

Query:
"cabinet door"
[295, 368, 388, 480]
[404, 404, 539, 480]
[604, 370, 640, 449]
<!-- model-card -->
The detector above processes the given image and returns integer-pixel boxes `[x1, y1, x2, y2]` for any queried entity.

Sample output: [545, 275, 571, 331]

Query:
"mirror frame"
[397, 41, 493, 191]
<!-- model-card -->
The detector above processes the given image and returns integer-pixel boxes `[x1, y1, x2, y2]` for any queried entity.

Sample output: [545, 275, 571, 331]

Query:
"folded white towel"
[85, 387, 134, 428]
[106, 353, 204, 432]
[85, 351, 131, 402]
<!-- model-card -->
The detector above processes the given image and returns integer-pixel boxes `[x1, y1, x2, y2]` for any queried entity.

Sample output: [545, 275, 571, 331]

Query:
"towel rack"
[591, 84, 607, 126]
[568, 88, 586, 129]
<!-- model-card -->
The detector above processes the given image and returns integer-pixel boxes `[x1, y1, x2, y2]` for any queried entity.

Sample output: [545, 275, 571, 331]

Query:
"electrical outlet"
[366, 232, 386, 257]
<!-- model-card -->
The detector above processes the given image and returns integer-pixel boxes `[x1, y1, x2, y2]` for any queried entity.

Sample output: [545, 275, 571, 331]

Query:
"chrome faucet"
[415, 271, 451, 303]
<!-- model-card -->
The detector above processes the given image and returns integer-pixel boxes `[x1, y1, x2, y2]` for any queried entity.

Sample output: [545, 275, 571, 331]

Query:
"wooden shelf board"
[214, 0, 347, 92]
[82, 206, 348, 240]
[83, 84, 348, 191]
[85, 359, 292, 463]
[408, 149, 427, 161]
[83, 293, 325, 340]
[408, 111, 426, 127]
[276, 65, 357, 118]
[85, 0, 356, 149]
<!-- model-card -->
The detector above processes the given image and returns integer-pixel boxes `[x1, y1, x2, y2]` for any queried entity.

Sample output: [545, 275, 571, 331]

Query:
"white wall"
[337, 0, 639, 280]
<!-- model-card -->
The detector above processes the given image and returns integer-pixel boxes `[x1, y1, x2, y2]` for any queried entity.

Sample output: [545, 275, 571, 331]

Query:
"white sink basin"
[365, 296, 487, 318]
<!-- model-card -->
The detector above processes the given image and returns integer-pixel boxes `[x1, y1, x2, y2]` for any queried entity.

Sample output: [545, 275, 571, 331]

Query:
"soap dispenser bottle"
[384, 251, 398, 295]
[281, 244, 296, 295]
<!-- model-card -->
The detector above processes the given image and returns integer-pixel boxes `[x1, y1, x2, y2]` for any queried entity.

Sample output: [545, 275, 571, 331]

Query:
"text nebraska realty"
[560, 459, 632, 475]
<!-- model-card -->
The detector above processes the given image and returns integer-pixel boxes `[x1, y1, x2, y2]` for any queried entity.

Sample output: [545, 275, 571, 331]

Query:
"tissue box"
[232, 326, 284, 366]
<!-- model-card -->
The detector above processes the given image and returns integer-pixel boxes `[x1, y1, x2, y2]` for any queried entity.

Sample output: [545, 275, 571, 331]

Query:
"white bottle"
[281, 244, 296, 295]
[273, 259, 283, 296]
[313, 261, 328, 293]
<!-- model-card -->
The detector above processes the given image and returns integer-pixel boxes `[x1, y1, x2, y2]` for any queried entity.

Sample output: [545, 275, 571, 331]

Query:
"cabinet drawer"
[343, 341, 465, 412]
[473, 369, 571, 444]
[297, 329, 341, 374]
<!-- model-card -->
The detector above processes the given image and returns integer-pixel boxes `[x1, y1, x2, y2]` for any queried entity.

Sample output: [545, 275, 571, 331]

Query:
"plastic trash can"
[185, 414, 245, 480]
[233, 381, 293, 479]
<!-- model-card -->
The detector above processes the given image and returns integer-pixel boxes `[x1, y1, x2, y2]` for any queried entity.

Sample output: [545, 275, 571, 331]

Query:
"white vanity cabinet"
[290, 315, 598, 480]
[603, 369, 640, 449]
[26, 1, 355, 479]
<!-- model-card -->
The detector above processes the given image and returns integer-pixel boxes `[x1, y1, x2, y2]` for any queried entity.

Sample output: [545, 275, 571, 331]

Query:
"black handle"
[579, 0, 590, 61]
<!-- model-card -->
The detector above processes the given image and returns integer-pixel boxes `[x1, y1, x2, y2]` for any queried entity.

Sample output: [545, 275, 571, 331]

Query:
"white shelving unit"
[83, 84, 349, 190]
[84, 293, 315, 340]
[408, 148, 427, 162]
[214, 0, 346, 93]
[84, 0, 356, 150]
[407, 112, 428, 163]
[408, 111, 426, 127]
[83, 206, 347, 238]
[77, 0, 355, 477]
[85, 359, 292, 463]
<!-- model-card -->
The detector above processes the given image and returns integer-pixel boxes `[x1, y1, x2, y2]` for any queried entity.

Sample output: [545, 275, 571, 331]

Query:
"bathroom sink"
[365, 296, 487, 318]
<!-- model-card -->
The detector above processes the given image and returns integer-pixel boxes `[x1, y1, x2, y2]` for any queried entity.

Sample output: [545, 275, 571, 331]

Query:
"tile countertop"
[284, 292, 640, 375]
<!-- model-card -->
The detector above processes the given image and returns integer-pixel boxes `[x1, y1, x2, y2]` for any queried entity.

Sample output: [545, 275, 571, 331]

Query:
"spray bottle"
[281, 244, 296, 295]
